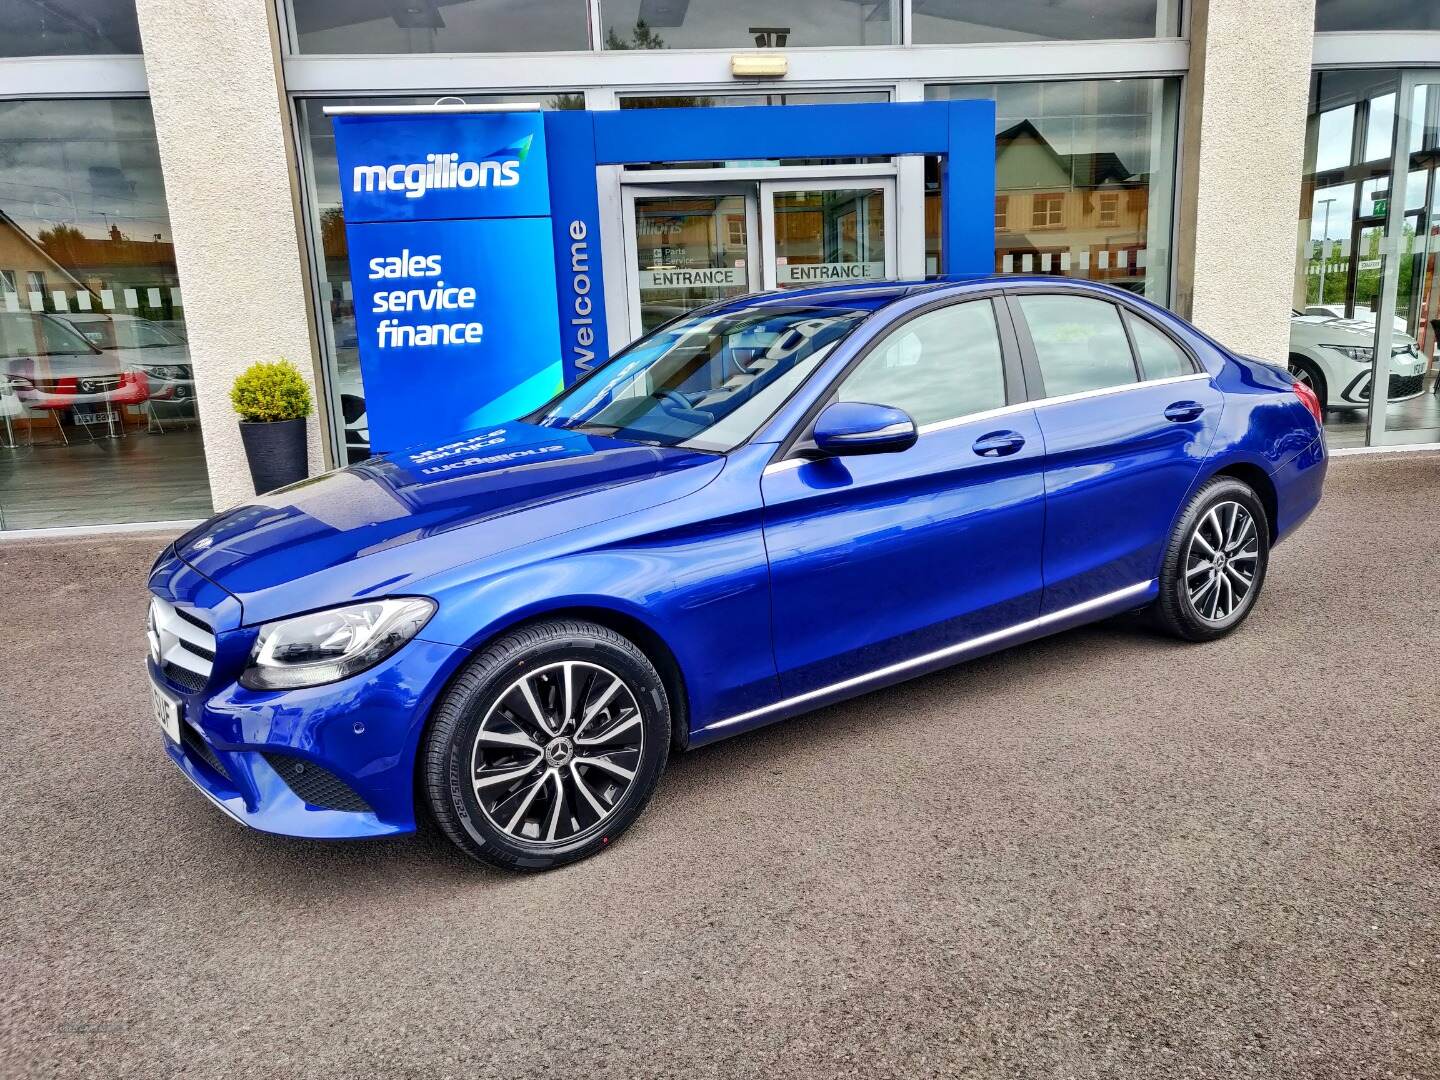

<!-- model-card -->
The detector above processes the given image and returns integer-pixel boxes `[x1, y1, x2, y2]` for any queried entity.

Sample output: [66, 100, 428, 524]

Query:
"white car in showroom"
[1288, 310, 1428, 412]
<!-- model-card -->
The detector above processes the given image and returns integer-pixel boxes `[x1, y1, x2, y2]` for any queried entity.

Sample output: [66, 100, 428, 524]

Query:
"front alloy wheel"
[471, 661, 645, 845]
[423, 619, 670, 871]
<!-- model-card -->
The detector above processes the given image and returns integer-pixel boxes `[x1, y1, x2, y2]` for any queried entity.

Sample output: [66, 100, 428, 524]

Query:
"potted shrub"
[231, 359, 313, 495]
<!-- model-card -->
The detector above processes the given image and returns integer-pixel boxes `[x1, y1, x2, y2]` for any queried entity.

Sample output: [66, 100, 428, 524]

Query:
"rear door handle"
[972, 429, 1026, 457]
[1164, 400, 1205, 423]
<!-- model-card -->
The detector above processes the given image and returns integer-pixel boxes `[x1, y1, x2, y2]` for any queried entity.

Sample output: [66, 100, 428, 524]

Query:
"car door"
[1005, 290, 1224, 614]
[760, 295, 1047, 697]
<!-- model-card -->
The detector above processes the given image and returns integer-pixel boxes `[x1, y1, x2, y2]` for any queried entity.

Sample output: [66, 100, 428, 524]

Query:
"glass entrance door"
[1368, 72, 1440, 446]
[623, 178, 897, 340]
[761, 180, 896, 291]
[624, 185, 759, 337]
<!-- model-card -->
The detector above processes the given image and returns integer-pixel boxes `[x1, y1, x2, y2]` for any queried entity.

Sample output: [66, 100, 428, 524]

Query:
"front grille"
[180, 722, 229, 780]
[149, 597, 216, 692]
[162, 661, 208, 693]
[33, 375, 121, 394]
[1388, 373, 1424, 398]
[261, 753, 371, 813]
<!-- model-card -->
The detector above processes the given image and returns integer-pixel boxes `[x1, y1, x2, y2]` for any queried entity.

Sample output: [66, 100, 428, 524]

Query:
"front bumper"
[1335, 366, 1429, 407]
[149, 548, 470, 839]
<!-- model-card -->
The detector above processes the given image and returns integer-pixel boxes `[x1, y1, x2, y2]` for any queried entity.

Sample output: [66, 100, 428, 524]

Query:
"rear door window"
[1015, 294, 1137, 398]
[1126, 313, 1194, 380]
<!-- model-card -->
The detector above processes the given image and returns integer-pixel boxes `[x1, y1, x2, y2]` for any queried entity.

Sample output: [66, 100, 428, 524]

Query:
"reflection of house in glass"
[0, 209, 84, 310]
[925, 119, 1155, 292]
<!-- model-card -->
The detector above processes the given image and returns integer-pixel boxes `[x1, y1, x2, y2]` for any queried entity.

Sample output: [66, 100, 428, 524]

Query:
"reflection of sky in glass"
[292, 0, 589, 53]
[1363, 93, 1395, 164]
[912, 0, 1173, 41]
[931, 80, 1158, 179]
[1315, 106, 1354, 173]
[1310, 185, 1353, 243]
[0, 100, 172, 242]
[602, 0, 895, 48]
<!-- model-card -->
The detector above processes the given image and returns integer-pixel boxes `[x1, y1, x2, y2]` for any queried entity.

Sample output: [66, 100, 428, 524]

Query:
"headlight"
[140, 364, 189, 379]
[1320, 344, 1374, 363]
[239, 597, 436, 690]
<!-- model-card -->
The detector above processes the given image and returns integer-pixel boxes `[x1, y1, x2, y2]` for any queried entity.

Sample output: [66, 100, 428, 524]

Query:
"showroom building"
[0, 0, 1436, 531]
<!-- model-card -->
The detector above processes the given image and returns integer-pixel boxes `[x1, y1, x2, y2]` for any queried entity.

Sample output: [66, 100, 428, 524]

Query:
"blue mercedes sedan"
[147, 278, 1326, 870]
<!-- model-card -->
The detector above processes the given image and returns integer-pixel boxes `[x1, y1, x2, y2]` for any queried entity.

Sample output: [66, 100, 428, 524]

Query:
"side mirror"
[810, 400, 918, 457]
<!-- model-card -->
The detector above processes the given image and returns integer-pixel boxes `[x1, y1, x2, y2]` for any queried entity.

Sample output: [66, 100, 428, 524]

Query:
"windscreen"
[531, 303, 868, 452]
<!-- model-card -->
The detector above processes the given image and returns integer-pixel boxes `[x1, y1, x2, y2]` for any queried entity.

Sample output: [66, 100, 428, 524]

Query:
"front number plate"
[152, 681, 182, 744]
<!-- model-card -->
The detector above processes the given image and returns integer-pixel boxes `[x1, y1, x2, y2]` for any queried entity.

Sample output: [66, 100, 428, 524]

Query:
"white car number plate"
[152, 681, 182, 744]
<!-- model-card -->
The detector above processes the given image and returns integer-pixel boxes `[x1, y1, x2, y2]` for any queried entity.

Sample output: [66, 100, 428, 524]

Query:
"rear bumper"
[1271, 434, 1327, 546]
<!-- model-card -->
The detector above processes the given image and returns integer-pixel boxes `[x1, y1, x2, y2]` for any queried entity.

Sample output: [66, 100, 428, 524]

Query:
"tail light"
[1292, 378, 1323, 426]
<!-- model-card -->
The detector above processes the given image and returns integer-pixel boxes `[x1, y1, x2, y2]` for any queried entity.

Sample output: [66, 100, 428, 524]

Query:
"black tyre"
[422, 619, 671, 871]
[1153, 476, 1270, 642]
[1287, 354, 1328, 412]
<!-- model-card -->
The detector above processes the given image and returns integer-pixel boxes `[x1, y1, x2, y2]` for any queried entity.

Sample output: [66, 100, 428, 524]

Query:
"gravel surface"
[2, 452, 1437, 1079]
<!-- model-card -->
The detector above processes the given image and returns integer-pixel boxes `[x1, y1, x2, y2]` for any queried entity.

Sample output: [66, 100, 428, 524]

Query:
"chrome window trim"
[763, 371, 1211, 474]
[699, 579, 1153, 733]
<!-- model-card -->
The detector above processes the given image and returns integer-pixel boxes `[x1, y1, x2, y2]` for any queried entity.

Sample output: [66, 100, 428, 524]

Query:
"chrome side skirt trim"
[699, 579, 1153, 734]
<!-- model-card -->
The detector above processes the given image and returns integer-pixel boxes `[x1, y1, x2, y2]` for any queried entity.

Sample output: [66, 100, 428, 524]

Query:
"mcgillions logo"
[352, 133, 532, 200]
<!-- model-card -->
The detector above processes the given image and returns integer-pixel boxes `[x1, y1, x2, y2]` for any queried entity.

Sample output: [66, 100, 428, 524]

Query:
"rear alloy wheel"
[1153, 477, 1270, 641]
[423, 620, 670, 871]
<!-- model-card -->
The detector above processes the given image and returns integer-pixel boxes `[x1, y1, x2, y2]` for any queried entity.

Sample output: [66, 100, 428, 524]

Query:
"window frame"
[1031, 192, 1065, 229]
[1001, 286, 1200, 403]
[1097, 191, 1121, 226]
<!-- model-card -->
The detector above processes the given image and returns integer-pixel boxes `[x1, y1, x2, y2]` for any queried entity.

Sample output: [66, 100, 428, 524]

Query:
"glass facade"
[618, 90, 890, 170]
[0, 98, 208, 530]
[287, 0, 591, 54]
[1292, 69, 1440, 448]
[602, 1, 896, 49]
[925, 79, 1180, 304]
[1315, 1, 1440, 33]
[6, 0, 142, 57]
[913, 0, 1182, 44]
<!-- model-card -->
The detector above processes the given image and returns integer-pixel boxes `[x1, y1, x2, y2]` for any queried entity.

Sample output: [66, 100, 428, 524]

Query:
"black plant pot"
[239, 418, 308, 495]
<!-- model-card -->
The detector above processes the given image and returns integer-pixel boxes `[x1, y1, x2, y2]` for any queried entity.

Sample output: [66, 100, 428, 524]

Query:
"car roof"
[55, 312, 141, 323]
[700, 275, 1149, 318]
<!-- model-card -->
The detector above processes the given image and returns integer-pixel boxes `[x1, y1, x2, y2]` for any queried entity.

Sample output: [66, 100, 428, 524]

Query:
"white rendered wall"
[134, 0, 325, 511]
[1177, 0, 1315, 363]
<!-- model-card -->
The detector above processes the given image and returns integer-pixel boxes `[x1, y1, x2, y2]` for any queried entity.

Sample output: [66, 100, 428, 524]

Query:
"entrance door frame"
[618, 163, 903, 340]
[1368, 68, 1440, 446]
[759, 176, 898, 292]
[620, 181, 763, 341]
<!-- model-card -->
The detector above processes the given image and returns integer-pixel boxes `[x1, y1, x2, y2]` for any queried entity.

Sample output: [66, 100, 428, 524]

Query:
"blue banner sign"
[332, 109, 568, 452]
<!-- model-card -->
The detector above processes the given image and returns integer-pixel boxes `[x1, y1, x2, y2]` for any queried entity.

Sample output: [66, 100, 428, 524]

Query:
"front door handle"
[972, 429, 1026, 457]
[1164, 400, 1205, 423]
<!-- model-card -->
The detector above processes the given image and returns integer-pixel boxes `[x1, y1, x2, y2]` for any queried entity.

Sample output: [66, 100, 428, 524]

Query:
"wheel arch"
[443, 600, 693, 752]
[1200, 460, 1279, 542]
